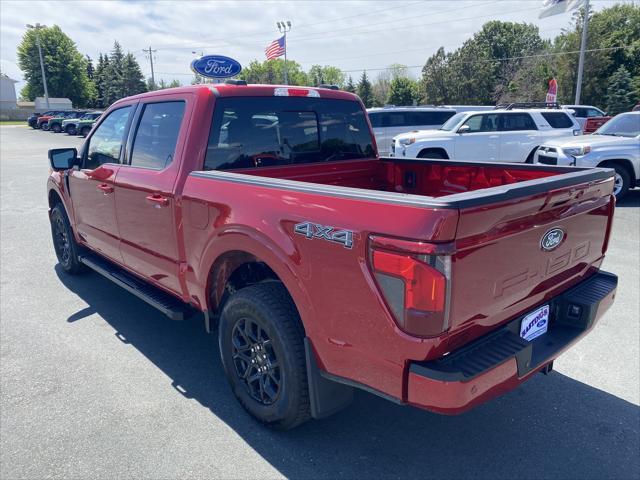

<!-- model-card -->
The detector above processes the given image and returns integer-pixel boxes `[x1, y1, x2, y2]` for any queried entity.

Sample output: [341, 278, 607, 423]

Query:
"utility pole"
[574, 0, 590, 105]
[26, 23, 49, 109]
[142, 46, 157, 89]
[277, 21, 292, 85]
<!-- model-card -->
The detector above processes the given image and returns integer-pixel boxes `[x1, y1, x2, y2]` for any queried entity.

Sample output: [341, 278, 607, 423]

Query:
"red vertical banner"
[546, 78, 558, 103]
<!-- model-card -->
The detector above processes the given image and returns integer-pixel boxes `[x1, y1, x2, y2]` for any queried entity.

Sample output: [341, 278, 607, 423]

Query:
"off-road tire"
[65, 125, 77, 136]
[50, 204, 85, 274]
[218, 282, 311, 429]
[52, 123, 62, 133]
[80, 126, 91, 137]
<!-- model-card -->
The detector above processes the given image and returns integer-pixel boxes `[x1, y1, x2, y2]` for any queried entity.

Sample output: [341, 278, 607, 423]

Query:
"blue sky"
[0, 0, 631, 94]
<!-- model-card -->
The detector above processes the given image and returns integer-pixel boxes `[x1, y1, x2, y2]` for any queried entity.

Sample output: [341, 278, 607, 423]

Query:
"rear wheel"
[50, 204, 85, 274]
[219, 282, 310, 429]
[42, 123, 50, 131]
[80, 126, 91, 137]
[52, 123, 62, 133]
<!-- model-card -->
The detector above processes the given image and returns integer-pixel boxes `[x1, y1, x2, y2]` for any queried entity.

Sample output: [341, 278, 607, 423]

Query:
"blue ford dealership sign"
[190, 55, 242, 78]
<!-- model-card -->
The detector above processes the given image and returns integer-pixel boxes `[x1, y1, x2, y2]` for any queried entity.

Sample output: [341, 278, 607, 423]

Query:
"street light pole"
[277, 21, 292, 85]
[26, 23, 49, 109]
[574, 0, 590, 105]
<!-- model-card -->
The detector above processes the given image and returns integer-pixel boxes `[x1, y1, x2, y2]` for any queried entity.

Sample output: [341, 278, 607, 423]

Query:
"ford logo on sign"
[541, 228, 564, 251]
[190, 55, 242, 79]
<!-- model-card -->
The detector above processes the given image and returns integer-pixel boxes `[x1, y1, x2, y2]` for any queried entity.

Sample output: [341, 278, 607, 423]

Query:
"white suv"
[535, 111, 639, 199]
[392, 108, 582, 163]
[367, 107, 456, 156]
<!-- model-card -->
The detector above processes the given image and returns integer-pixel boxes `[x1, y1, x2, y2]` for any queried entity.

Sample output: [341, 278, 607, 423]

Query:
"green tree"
[121, 53, 146, 97]
[420, 21, 545, 104]
[357, 71, 374, 107]
[239, 59, 307, 85]
[308, 65, 345, 87]
[94, 53, 109, 107]
[606, 66, 635, 114]
[17, 25, 94, 105]
[103, 41, 125, 105]
[387, 77, 419, 105]
[345, 76, 356, 93]
[551, 3, 640, 105]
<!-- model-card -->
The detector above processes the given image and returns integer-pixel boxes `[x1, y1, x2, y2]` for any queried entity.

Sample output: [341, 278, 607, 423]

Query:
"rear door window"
[369, 112, 384, 128]
[541, 112, 574, 128]
[408, 111, 456, 126]
[204, 97, 374, 170]
[129, 101, 185, 170]
[500, 113, 537, 131]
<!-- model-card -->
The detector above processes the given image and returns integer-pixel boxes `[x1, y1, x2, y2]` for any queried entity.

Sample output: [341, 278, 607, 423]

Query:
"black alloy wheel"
[231, 317, 282, 405]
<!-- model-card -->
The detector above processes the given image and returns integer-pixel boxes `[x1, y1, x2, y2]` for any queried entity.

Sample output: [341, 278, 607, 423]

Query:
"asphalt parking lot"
[1, 124, 638, 479]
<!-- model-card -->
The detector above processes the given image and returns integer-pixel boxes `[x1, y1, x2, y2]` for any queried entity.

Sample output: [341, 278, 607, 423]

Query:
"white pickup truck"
[535, 112, 640, 199]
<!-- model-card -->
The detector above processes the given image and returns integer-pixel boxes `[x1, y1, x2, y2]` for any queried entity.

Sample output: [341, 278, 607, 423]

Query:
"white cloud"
[0, 0, 629, 94]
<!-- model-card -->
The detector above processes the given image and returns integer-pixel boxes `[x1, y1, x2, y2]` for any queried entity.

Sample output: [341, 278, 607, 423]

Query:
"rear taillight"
[369, 237, 451, 337]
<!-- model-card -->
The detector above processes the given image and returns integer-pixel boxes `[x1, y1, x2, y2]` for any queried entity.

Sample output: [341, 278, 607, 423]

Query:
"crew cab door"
[497, 113, 539, 162]
[68, 105, 134, 261]
[114, 98, 188, 295]
[453, 113, 500, 161]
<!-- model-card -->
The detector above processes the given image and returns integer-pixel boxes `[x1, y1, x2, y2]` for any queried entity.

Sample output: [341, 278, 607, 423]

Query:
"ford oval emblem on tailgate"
[541, 228, 565, 251]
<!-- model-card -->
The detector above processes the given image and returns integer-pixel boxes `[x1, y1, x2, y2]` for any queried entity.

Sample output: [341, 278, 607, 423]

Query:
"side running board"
[79, 253, 192, 321]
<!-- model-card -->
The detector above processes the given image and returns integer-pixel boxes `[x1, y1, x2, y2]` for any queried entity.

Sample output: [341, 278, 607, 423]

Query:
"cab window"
[204, 97, 374, 170]
[129, 101, 185, 170]
[462, 114, 499, 133]
[84, 106, 132, 170]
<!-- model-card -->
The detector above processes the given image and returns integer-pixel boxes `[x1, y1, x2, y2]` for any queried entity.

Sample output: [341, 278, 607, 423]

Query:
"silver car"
[367, 106, 456, 156]
[535, 111, 640, 198]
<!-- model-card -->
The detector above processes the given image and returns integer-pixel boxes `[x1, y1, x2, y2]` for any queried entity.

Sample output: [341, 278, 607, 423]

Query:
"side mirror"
[48, 148, 78, 171]
[458, 124, 471, 134]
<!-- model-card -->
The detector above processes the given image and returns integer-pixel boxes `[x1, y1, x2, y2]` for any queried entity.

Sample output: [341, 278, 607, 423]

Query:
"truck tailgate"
[446, 175, 615, 350]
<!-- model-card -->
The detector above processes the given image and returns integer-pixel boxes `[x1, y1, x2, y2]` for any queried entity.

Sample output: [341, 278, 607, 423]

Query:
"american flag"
[265, 35, 286, 60]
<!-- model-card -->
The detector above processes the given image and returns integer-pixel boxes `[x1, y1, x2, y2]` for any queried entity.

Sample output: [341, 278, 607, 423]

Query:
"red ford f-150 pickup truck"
[47, 83, 618, 429]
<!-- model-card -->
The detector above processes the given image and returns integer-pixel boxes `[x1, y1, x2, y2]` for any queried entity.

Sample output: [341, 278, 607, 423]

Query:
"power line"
[153, 0, 501, 51]
[338, 44, 633, 73]
[153, 44, 633, 78]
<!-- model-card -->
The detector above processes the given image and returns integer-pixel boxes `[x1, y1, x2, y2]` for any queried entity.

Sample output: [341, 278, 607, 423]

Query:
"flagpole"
[277, 21, 292, 85]
[283, 30, 288, 85]
[574, 0, 590, 104]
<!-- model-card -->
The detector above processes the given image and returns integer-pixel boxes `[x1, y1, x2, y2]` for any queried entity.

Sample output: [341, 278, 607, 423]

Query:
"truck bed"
[213, 157, 612, 207]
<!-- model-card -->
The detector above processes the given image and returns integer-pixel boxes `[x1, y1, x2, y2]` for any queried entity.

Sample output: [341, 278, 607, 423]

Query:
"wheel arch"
[196, 231, 314, 336]
[417, 147, 449, 159]
[598, 158, 636, 181]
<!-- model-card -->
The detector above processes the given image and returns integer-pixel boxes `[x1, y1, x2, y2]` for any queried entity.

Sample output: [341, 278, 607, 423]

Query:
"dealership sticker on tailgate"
[520, 305, 550, 341]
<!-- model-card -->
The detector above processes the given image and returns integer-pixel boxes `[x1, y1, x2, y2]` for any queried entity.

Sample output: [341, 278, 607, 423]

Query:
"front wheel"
[42, 123, 50, 131]
[52, 123, 62, 133]
[50, 204, 85, 274]
[603, 162, 631, 199]
[66, 125, 77, 136]
[218, 282, 310, 429]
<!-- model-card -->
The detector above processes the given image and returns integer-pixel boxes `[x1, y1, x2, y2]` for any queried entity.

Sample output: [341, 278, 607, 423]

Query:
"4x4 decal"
[294, 222, 354, 249]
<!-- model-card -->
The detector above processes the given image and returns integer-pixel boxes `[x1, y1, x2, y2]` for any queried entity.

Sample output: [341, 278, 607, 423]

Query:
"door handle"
[97, 183, 114, 194]
[146, 194, 169, 207]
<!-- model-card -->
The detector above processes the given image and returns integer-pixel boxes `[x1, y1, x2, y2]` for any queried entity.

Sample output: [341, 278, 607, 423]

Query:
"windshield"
[439, 112, 467, 131]
[595, 113, 640, 137]
[204, 97, 375, 170]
